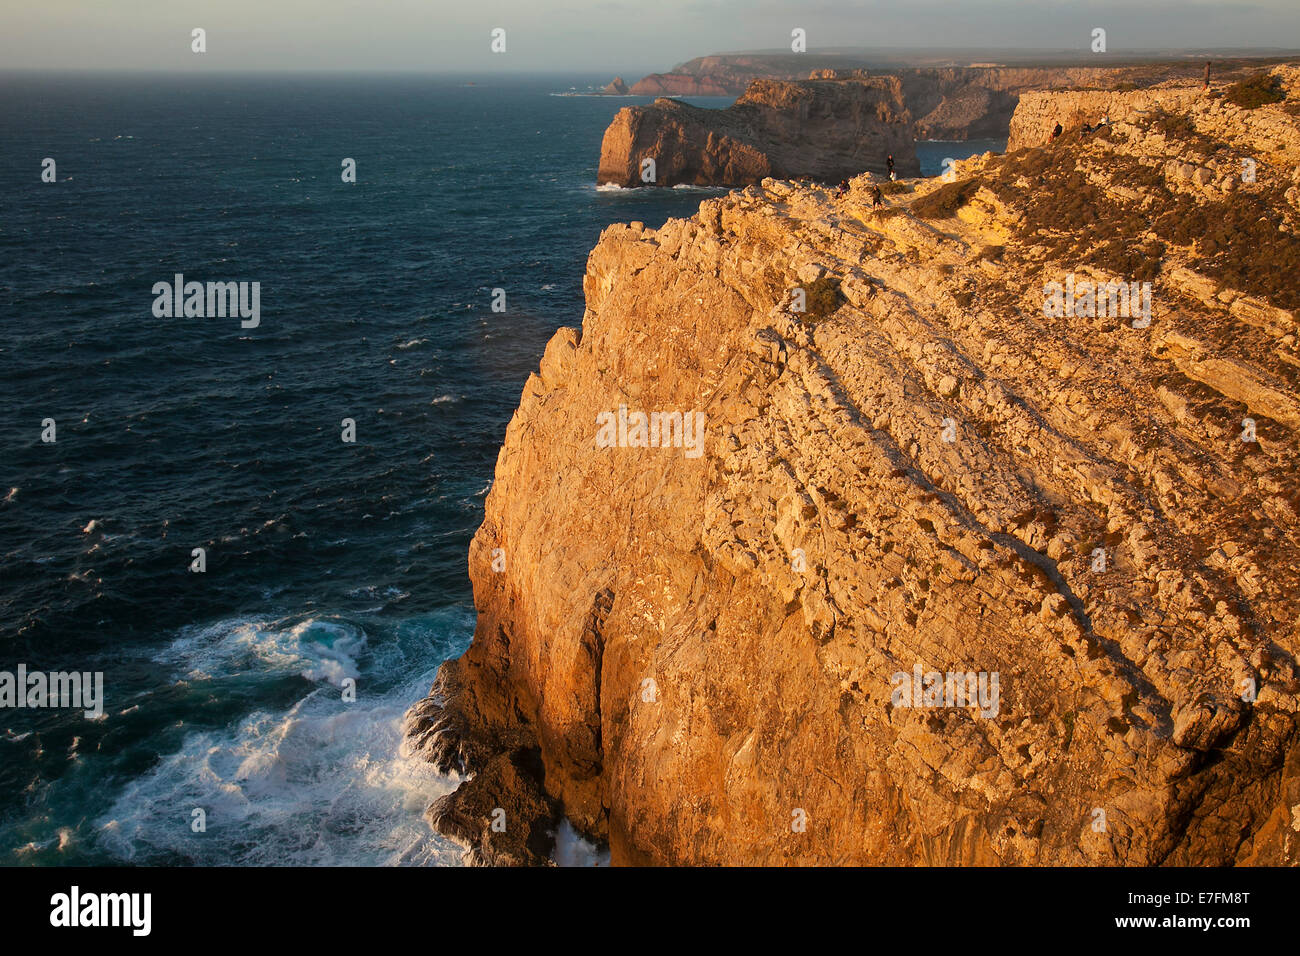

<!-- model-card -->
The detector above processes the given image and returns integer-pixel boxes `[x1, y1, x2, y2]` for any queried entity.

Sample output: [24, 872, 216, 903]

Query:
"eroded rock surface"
[409, 70, 1300, 866]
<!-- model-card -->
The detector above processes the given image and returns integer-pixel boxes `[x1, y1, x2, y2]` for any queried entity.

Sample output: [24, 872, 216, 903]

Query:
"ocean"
[0, 73, 1001, 865]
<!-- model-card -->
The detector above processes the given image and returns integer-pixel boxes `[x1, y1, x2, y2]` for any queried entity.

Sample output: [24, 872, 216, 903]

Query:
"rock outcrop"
[597, 77, 918, 188]
[601, 76, 630, 96]
[409, 68, 1300, 866]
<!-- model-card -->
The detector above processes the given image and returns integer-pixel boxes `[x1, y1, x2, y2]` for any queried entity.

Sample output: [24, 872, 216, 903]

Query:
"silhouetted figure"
[886, 154, 895, 174]
[871, 184, 883, 207]
[1051, 122, 1063, 141]
[1204, 61, 1211, 89]
[835, 179, 849, 198]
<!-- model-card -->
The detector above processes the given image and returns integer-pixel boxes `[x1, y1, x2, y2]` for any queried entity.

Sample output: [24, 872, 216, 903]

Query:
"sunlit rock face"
[409, 67, 1300, 866]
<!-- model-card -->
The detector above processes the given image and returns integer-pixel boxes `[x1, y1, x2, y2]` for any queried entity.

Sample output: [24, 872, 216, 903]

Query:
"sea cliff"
[408, 67, 1300, 866]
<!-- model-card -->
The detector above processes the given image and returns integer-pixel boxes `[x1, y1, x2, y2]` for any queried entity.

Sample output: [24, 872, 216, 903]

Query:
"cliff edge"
[408, 68, 1300, 866]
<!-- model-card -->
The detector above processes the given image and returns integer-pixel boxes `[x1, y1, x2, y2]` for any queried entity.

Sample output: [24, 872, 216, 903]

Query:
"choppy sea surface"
[0, 72, 1000, 865]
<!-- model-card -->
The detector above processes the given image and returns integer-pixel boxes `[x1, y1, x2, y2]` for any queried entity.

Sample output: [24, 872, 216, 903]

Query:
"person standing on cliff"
[1204, 61, 1212, 89]
[1051, 121, 1063, 141]
[871, 184, 884, 207]
[886, 154, 896, 180]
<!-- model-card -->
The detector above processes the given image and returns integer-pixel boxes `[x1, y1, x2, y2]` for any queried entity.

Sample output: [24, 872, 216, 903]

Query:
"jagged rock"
[426, 747, 561, 866]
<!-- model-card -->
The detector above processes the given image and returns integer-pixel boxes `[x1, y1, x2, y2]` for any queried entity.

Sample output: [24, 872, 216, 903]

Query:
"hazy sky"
[3, 0, 1297, 74]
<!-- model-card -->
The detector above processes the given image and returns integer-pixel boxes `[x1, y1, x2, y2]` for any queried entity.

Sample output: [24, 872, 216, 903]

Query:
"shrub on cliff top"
[757, 264, 791, 310]
[757, 268, 844, 321]
[1150, 109, 1195, 138]
[801, 276, 845, 320]
[911, 178, 981, 219]
[1223, 72, 1285, 109]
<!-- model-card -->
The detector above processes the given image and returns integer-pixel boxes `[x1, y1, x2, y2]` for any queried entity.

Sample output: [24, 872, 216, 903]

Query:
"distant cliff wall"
[630, 57, 1299, 140]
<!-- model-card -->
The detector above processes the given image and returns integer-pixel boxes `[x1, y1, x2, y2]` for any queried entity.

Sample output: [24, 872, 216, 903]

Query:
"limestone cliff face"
[597, 78, 918, 188]
[408, 71, 1300, 866]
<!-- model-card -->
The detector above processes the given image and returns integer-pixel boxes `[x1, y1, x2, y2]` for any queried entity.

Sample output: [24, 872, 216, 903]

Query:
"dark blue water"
[916, 138, 1007, 176]
[0, 73, 735, 865]
[0, 73, 1001, 866]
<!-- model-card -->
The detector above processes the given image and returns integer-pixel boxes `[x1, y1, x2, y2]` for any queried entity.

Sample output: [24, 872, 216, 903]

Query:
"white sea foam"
[552, 818, 609, 866]
[596, 182, 727, 195]
[95, 613, 470, 866]
[156, 617, 365, 688]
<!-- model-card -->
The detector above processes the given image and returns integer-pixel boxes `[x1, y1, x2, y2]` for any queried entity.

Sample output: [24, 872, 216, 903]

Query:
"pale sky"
[2, 0, 1297, 74]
